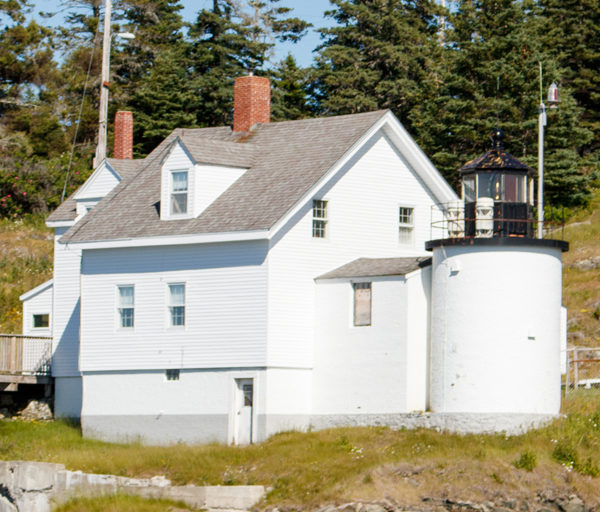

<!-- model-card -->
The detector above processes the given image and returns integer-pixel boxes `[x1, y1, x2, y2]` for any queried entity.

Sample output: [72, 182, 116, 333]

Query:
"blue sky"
[28, 0, 335, 67]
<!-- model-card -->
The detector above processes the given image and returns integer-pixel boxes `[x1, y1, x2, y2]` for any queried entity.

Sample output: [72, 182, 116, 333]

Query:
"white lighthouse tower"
[427, 130, 569, 433]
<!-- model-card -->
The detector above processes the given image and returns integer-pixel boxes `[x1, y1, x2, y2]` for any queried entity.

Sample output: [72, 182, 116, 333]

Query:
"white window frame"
[312, 199, 328, 238]
[398, 206, 415, 245]
[167, 283, 186, 328]
[170, 170, 189, 216]
[117, 285, 135, 330]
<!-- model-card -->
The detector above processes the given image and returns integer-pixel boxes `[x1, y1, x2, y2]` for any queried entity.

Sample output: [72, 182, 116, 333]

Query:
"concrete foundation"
[0, 460, 265, 512]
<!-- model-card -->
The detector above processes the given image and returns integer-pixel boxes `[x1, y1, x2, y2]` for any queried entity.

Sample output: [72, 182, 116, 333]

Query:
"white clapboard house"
[22, 76, 567, 444]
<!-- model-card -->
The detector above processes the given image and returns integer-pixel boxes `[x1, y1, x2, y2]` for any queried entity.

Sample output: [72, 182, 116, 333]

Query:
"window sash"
[118, 286, 134, 328]
[398, 207, 414, 226]
[171, 171, 188, 192]
[33, 314, 49, 328]
[170, 171, 188, 215]
[169, 284, 185, 326]
[312, 200, 328, 238]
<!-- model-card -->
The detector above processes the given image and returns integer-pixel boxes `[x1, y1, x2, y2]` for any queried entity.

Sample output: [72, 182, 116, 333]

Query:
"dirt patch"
[290, 460, 600, 511]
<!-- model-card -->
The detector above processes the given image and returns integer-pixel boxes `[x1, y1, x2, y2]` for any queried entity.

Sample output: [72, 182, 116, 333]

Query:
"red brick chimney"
[114, 111, 133, 159]
[233, 75, 270, 132]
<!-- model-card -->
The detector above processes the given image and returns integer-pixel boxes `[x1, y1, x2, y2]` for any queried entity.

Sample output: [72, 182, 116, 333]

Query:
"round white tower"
[427, 130, 568, 432]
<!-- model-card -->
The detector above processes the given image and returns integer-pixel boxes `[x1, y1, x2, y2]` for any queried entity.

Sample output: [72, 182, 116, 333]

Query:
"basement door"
[234, 378, 254, 445]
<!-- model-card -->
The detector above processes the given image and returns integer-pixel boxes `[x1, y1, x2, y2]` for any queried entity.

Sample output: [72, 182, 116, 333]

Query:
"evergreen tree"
[128, 46, 198, 155]
[271, 54, 313, 121]
[187, 0, 308, 128]
[311, 0, 441, 124]
[537, 0, 600, 155]
[410, 0, 593, 205]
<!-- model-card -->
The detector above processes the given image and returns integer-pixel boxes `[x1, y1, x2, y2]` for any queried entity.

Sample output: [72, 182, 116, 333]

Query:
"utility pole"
[93, 0, 112, 168]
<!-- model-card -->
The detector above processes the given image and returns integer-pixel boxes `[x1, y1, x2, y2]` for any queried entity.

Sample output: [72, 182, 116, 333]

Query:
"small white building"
[21, 79, 568, 444]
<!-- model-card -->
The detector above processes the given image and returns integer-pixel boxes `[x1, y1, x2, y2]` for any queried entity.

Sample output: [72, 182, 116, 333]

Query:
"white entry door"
[234, 378, 253, 445]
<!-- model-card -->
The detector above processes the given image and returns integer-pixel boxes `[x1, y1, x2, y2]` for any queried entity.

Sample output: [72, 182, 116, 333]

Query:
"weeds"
[513, 450, 537, 471]
[1, 390, 600, 505]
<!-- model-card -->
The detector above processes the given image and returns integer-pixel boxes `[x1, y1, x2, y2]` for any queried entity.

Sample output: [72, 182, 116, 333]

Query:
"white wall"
[79, 241, 268, 371]
[193, 164, 247, 217]
[52, 227, 82, 377]
[75, 162, 120, 200]
[313, 277, 410, 414]
[81, 368, 266, 444]
[22, 282, 52, 336]
[429, 244, 564, 415]
[267, 131, 441, 368]
[405, 267, 431, 411]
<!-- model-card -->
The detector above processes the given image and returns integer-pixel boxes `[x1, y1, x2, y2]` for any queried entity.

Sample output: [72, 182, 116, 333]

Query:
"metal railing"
[565, 347, 600, 395]
[0, 334, 52, 376]
[429, 202, 566, 241]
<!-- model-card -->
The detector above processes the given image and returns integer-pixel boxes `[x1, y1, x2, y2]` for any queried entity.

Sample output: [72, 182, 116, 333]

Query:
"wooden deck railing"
[0, 334, 52, 376]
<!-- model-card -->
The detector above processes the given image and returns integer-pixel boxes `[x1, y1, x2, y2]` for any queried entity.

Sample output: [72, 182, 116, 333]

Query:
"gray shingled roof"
[316, 257, 432, 280]
[60, 110, 389, 243]
[46, 158, 144, 222]
[179, 135, 255, 168]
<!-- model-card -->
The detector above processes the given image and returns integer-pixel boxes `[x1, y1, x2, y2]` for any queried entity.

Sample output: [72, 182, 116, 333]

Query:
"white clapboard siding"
[52, 228, 82, 376]
[21, 280, 53, 336]
[267, 130, 443, 368]
[160, 142, 194, 220]
[75, 161, 120, 200]
[80, 241, 268, 371]
[193, 164, 247, 217]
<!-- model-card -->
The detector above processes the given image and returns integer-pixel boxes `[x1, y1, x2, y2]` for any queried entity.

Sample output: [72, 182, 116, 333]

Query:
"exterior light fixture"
[537, 65, 559, 238]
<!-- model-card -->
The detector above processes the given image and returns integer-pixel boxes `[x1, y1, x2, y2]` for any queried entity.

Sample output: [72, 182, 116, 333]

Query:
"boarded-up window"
[353, 282, 371, 326]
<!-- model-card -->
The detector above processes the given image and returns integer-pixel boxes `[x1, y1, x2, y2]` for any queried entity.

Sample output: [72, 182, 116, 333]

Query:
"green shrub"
[552, 441, 578, 470]
[513, 450, 537, 471]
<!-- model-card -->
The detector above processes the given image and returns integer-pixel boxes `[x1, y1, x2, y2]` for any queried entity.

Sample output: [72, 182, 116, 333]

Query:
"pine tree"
[311, 0, 441, 125]
[128, 46, 198, 155]
[410, 0, 593, 205]
[187, 0, 308, 128]
[271, 54, 313, 121]
[537, 0, 600, 155]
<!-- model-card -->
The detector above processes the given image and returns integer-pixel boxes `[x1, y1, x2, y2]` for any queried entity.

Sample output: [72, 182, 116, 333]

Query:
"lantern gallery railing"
[0, 334, 52, 376]
[430, 201, 565, 241]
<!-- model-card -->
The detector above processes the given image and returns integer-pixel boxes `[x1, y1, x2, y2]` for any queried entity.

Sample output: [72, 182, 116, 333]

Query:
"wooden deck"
[0, 334, 52, 391]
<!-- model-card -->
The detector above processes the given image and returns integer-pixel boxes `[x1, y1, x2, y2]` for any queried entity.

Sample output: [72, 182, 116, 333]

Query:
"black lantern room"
[460, 129, 534, 237]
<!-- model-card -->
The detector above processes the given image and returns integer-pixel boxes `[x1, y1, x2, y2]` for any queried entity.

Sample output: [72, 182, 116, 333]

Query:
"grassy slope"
[562, 189, 600, 346]
[53, 494, 194, 512]
[2, 391, 600, 509]
[0, 215, 53, 333]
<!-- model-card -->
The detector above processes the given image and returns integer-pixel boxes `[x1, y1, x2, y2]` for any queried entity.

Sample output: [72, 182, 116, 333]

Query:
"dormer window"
[170, 171, 189, 215]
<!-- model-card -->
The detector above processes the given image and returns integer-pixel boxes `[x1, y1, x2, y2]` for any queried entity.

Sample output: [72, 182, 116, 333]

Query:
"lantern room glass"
[464, 172, 527, 203]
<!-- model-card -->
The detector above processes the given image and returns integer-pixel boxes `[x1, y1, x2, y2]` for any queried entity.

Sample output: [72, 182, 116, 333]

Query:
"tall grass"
[2, 390, 600, 506]
[52, 494, 194, 512]
[562, 188, 600, 347]
[0, 214, 53, 333]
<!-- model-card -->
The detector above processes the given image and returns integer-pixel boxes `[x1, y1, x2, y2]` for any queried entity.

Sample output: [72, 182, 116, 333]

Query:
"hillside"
[0, 216, 53, 333]
[562, 189, 600, 347]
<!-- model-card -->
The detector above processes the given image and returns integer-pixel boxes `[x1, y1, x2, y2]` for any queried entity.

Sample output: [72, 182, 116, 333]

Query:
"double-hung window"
[312, 199, 328, 238]
[117, 285, 134, 328]
[398, 206, 414, 244]
[168, 283, 185, 327]
[170, 171, 188, 215]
